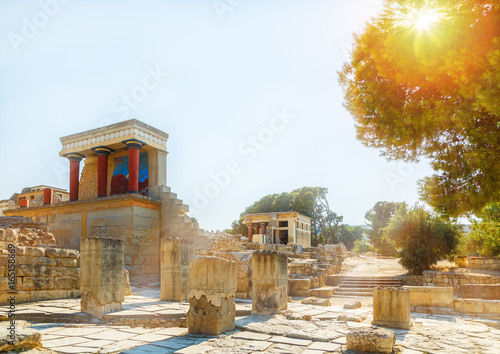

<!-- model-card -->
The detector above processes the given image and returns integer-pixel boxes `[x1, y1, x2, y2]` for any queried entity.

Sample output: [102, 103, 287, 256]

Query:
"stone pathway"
[6, 284, 500, 353]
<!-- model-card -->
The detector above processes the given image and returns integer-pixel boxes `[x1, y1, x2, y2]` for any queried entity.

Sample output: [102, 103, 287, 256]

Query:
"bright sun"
[413, 9, 440, 31]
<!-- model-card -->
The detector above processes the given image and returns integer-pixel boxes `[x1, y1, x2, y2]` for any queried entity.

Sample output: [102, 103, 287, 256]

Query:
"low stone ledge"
[403, 286, 454, 308]
[457, 284, 500, 300]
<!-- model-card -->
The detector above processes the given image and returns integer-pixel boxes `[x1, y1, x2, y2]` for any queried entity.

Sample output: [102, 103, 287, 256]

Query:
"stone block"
[53, 277, 76, 290]
[31, 257, 57, 266]
[22, 277, 54, 291]
[344, 301, 361, 309]
[291, 289, 312, 297]
[187, 256, 237, 335]
[21, 247, 46, 257]
[161, 237, 195, 301]
[0, 266, 5, 277]
[311, 287, 334, 298]
[404, 286, 454, 308]
[252, 252, 288, 314]
[289, 278, 310, 290]
[346, 327, 396, 354]
[457, 285, 500, 300]
[30, 290, 69, 302]
[325, 275, 342, 286]
[56, 258, 78, 267]
[454, 298, 484, 313]
[372, 287, 412, 330]
[0, 277, 22, 291]
[301, 297, 331, 306]
[80, 237, 124, 319]
[46, 248, 79, 258]
[483, 300, 500, 314]
[0, 291, 30, 305]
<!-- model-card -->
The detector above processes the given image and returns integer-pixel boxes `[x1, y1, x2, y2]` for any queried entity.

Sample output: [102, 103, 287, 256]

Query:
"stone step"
[341, 276, 403, 281]
[335, 288, 374, 294]
[339, 284, 401, 289]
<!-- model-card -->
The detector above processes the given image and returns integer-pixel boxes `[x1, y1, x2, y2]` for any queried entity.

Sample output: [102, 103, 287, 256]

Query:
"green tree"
[340, 225, 365, 250]
[465, 203, 500, 256]
[352, 239, 373, 253]
[339, 0, 500, 218]
[384, 205, 462, 274]
[365, 201, 406, 255]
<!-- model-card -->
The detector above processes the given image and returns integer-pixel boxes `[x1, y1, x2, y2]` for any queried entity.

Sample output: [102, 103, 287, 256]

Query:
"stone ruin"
[80, 236, 125, 319]
[187, 256, 237, 335]
[252, 251, 288, 314]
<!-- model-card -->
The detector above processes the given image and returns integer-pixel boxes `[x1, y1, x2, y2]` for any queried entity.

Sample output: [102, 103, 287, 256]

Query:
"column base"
[98, 195, 106, 198]
[128, 191, 139, 194]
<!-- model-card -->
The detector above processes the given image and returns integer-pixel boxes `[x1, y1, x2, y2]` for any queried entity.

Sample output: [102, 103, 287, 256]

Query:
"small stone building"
[4, 119, 209, 283]
[243, 211, 311, 248]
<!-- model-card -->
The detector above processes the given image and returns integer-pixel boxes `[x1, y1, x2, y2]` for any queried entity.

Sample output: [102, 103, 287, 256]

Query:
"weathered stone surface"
[373, 287, 412, 329]
[46, 248, 79, 258]
[187, 256, 237, 335]
[337, 314, 366, 322]
[80, 237, 124, 319]
[289, 278, 310, 290]
[124, 269, 132, 296]
[404, 286, 454, 308]
[346, 327, 396, 354]
[0, 320, 41, 352]
[311, 287, 334, 298]
[457, 284, 500, 300]
[344, 301, 361, 309]
[22, 277, 54, 291]
[301, 297, 331, 306]
[161, 237, 194, 301]
[252, 251, 288, 314]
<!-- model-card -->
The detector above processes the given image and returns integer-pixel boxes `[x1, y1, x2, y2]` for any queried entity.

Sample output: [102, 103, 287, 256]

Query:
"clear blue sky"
[0, 0, 434, 230]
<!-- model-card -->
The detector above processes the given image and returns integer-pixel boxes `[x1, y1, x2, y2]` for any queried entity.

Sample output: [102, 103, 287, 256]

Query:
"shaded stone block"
[187, 256, 237, 335]
[372, 287, 411, 330]
[80, 237, 124, 319]
[252, 251, 288, 314]
[161, 237, 194, 301]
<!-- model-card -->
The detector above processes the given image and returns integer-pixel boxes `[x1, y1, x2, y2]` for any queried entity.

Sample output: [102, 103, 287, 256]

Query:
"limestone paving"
[4, 286, 500, 353]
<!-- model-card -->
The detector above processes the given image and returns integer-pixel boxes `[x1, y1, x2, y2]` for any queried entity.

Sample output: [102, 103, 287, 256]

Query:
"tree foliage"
[384, 205, 462, 274]
[339, 0, 500, 218]
[464, 203, 500, 256]
[365, 201, 406, 255]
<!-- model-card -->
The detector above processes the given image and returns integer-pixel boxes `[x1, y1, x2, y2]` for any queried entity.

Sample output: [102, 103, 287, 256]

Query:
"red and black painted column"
[247, 225, 254, 241]
[65, 153, 84, 201]
[92, 146, 114, 198]
[122, 139, 146, 194]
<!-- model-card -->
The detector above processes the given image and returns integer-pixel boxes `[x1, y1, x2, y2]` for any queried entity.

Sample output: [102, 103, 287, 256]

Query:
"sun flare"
[413, 8, 440, 31]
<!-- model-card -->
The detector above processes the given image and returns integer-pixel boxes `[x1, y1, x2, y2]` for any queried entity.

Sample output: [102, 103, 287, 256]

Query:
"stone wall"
[423, 271, 500, 290]
[467, 257, 500, 271]
[457, 285, 500, 300]
[212, 252, 252, 299]
[402, 275, 424, 286]
[0, 246, 79, 305]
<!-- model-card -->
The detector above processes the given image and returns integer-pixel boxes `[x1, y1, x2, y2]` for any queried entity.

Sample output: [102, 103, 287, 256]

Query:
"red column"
[247, 225, 254, 241]
[66, 154, 84, 201]
[43, 188, 53, 205]
[93, 147, 113, 198]
[122, 139, 145, 194]
[19, 199, 29, 208]
[260, 222, 266, 235]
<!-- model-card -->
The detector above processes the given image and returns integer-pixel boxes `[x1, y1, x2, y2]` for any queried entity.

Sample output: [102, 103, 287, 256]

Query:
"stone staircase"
[332, 276, 403, 297]
[150, 185, 211, 248]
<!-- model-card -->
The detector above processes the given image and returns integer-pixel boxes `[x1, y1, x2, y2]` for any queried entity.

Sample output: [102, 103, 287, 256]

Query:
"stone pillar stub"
[372, 287, 412, 330]
[187, 256, 237, 335]
[252, 251, 288, 314]
[80, 237, 125, 319]
[161, 237, 195, 301]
